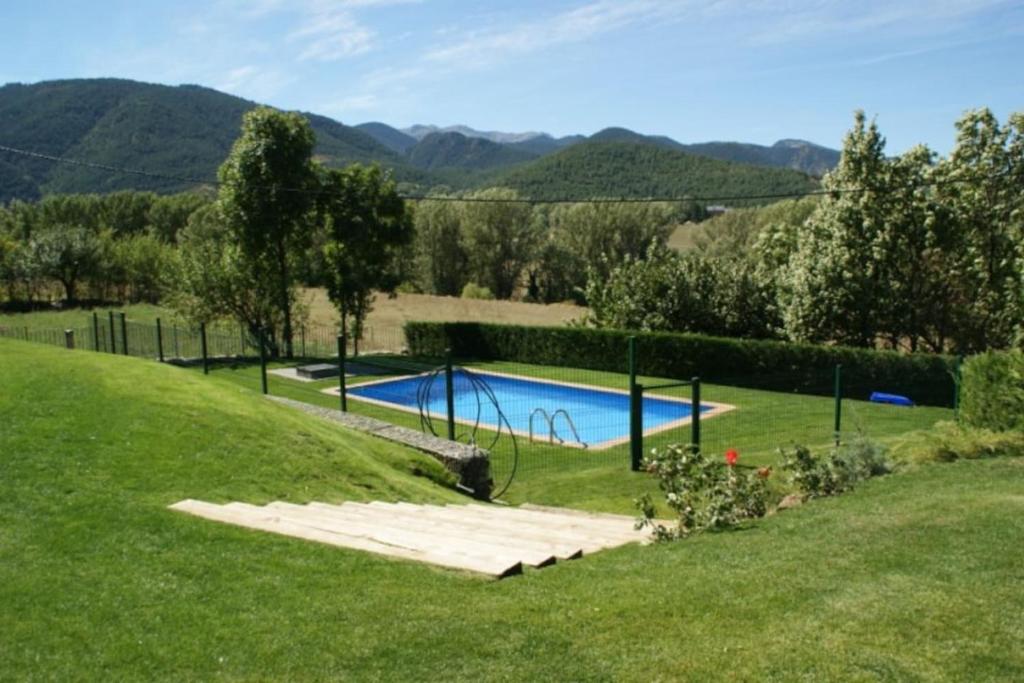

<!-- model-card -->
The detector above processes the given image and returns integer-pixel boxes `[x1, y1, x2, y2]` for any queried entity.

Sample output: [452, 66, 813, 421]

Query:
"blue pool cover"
[348, 370, 711, 449]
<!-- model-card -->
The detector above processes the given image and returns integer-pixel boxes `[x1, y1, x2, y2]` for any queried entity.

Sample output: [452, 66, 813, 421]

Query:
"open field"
[2, 338, 1022, 680]
[0, 290, 586, 332]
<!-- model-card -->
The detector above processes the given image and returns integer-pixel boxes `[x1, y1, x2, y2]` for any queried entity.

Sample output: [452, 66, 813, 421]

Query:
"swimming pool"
[340, 369, 732, 450]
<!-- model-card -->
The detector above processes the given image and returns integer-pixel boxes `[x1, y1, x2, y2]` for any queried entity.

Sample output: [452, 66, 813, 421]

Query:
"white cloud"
[321, 93, 381, 113]
[215, 65, 294, 101]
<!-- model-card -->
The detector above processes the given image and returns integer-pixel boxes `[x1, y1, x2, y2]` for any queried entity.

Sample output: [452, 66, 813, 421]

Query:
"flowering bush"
[635, 445, 768, 540]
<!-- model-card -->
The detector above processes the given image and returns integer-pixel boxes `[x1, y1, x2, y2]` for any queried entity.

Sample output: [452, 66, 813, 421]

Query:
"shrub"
[780, 437, 890, 498]
[460, 282, 494, 300]
[959, 350, 1024, 431]
[635, 444, 769, 540]
[404, 321, 957, 406]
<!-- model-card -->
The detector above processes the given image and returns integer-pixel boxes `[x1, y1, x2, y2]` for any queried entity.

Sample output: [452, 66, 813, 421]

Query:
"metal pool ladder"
[529, 408, 588, 449]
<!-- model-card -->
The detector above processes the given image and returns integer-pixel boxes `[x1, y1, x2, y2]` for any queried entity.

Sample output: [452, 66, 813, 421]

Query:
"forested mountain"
[682, 139, 840, 177]
[0, 79, 418, 203]
[354, 122, 417, 154]
[486, 140, 818, 204]
[406, 132, 537, 171]
[0, 78, 827, 204]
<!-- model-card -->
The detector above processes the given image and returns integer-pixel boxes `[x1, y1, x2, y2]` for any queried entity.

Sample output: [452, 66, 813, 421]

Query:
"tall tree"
[412, 199, 468, 296]
[460, 188, 538, 300]
[318, 164, 412, 350]
[217, 107, 316, 358]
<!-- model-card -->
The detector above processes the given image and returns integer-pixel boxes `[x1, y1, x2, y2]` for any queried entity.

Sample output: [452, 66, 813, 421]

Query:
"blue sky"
[2, 0, 1021, 153]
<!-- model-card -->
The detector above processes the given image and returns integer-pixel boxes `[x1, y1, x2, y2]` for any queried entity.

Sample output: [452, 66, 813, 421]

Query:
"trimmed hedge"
[959, 350, 1024, 431]
[404, 322, 958, 407]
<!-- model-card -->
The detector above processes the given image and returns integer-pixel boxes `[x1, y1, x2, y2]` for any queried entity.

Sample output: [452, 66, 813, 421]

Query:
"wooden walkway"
[169, 500, 650, 578]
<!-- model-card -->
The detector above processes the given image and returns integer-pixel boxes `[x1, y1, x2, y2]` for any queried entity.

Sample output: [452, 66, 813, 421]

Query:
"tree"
[30, 224, 100, 304]
[542, 201, 677, 302]
[783, 112, 895, 347]
[172, 204, 280, 348]
[460, 188, 538, 299]
[412, 199, 468, 296]
[934, 108, 1024, 352]
[217, 107, 317, 358]
[318, 164, 412, 351]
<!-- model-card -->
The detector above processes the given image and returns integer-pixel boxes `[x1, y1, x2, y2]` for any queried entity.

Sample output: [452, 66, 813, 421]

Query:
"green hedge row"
[959, 350, 1024, 431]
[404, 322, 958, 407]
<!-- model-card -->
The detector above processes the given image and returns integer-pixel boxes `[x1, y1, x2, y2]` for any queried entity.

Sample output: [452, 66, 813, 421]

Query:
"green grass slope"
[2, 339, 1023, 679]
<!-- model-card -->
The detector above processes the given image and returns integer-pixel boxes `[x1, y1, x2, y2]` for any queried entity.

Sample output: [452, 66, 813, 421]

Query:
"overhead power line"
[0, 143, 1007, 205]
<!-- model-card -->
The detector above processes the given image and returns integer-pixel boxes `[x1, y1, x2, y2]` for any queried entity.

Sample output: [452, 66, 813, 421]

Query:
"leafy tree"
[30, 224, 100, 303]
[317, 164, 412, 351]
[217, 107, 317, 358]
[412, 199, 469, 296]
[172, 204, 280, 347]
[934, 109, 1024, 351]
[460, 188, 538, 299]
[543, 201, 676, 300]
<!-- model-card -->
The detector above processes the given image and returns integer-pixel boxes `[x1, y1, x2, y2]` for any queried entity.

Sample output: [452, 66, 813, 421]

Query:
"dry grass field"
[303, 289, 586, 330]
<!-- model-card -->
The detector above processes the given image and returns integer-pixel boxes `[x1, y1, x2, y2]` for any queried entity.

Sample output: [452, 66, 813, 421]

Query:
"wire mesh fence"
[2, 314, 958, 499]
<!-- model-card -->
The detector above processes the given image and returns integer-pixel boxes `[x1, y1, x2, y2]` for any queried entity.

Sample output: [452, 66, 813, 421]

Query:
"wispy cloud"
[215, 65, 294, 101]
[423, 0, 686, 68]
[321, 93, 381, 114]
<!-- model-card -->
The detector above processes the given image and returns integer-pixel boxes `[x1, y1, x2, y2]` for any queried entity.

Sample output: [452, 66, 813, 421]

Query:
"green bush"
[959, 350, 1024, 431]
[780, 438, 891, 499]
[404, 321, 958, 406]
[460, 282, 494, 300]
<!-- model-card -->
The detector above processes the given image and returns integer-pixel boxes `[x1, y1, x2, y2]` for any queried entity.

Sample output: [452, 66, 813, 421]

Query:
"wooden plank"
[461, 503, 649, 542]
[235, 503, 539, 570]
[169, 500, 520, 578]
[519, 503, 639, 524]
[387, 503, 630, 552]
[317, 502, 581, 561]
[268, 502, 557, 568]
[457, 504, 649, 545]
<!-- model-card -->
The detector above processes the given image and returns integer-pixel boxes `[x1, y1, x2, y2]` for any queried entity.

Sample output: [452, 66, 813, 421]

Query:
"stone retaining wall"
[266, 396, 492, 499]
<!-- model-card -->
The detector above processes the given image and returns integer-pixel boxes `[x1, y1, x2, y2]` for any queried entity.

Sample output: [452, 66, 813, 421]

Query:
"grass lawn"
[198, 355, 950, 511]
[2, 339, 1022, 680]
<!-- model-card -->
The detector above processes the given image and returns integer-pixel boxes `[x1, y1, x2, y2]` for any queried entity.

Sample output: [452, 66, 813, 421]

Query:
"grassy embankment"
[2, 338, 1022, 680]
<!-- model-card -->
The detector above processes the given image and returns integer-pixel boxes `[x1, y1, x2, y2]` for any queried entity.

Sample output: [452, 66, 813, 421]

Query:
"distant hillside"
[506, 134, 585, 156]
[0, 79, 418, 203]
[402, 124, 543, 145]
[485, 140, 819, 205]
[355, 121, 417, 154]
[406, 132, 537, 172]
[682, 139, 840, 177]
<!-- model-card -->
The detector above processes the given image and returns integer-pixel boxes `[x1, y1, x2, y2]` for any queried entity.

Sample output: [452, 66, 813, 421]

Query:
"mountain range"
[0, 78, 832, 205]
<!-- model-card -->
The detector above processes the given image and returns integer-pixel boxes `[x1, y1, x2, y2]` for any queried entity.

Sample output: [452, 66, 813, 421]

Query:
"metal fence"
[1, 313, 957, 500]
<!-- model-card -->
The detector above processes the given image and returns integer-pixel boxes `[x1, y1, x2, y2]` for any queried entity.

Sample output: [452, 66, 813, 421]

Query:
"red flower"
[725, 449, 739, 466]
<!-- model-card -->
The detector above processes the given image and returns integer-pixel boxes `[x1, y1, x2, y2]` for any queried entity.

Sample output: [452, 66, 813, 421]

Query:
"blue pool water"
[348, 370, 710, 448]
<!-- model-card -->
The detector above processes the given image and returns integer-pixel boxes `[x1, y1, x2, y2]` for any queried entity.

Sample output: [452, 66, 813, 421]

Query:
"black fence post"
[337, 334, 347, 412]
[119, 312, 128, 356]
[92, 312, 100, 352]
[628, 336, 643, 471]
[833, 364, 842, 445]
[156, 318, 164, 362]
[691, 377, 701, 451]
[630, 382, 644, 471]
[259, 328, 268, 395]
[445, 348, 456, 441]
[64, 329, 74, 350]
[108, 311, 116, 354]
[200, 322, 209, 375]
